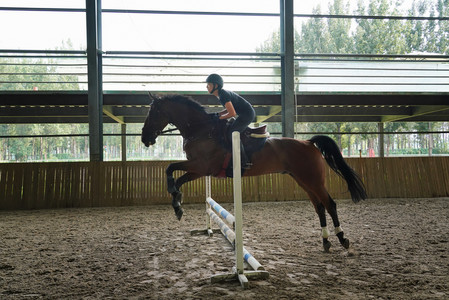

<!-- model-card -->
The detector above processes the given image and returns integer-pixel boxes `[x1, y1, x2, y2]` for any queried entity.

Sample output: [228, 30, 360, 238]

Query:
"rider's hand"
[209, 112, 220, 122]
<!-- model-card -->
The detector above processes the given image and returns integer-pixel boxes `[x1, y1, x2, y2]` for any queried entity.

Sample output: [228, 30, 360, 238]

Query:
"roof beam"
[297, 106, 412, 116]
[296, 94, 449, 106]
[103, 105, 125, 124]
[381, 105, 449, 122]
[256, 106, 282, 123]
[0, 106, 87, 117]
[268, 115, 383, 123]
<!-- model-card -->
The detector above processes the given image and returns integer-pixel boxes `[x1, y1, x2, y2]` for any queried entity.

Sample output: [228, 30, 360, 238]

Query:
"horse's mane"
[163, 94, 207, 114]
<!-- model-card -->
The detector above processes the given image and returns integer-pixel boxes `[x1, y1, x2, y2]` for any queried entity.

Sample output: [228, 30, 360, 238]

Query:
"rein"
[161, 127, 179, 134]
[162, 115, 218, 136]
[159, 118, 214, 137]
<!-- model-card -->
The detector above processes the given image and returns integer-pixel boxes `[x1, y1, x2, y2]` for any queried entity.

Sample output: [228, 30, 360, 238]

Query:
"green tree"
[256, 29, 302, 54]
[256, 31, 281, 53]
[353, 0, 408, 55]
[0, 39, 80, 91]
[434, 0, 449, 54]
[0, 40, 83, 161]
[327, 0, 354, 54]
[298, 6, 333, 54]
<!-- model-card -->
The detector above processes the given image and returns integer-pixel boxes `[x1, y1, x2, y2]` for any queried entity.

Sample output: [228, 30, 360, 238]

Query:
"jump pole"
[204, 176, 221, 236]
[233, 131, 245, 280]
[191, 131, 269, 288]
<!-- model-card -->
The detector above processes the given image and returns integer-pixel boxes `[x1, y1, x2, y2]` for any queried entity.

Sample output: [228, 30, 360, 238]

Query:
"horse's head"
[141, 94, 170, 147]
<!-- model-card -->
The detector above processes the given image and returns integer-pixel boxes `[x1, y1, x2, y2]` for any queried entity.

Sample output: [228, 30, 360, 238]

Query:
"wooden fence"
[1, 157, 448, 210]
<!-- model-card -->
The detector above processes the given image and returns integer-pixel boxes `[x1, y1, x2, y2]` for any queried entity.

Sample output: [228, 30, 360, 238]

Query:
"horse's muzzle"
[144, 139, 156, 147]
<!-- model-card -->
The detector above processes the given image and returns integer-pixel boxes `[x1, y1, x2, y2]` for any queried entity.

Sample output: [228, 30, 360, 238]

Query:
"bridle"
[142, 104, 172, 143]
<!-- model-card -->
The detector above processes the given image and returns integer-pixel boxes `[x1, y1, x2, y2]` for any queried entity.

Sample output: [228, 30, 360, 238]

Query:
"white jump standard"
[191, 131, 269, 288]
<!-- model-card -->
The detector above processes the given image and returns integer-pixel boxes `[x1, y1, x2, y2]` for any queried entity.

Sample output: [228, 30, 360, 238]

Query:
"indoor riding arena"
[1, 1, 449, 299]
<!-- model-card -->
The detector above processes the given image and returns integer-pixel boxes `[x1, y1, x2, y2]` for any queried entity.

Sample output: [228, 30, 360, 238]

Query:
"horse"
[141, 93, 367, 252]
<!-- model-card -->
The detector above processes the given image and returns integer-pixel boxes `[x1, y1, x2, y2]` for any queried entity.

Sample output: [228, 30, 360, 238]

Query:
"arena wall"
[1, 157, 448, 210]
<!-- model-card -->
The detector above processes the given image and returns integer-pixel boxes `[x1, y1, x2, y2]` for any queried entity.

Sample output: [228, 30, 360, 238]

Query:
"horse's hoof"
[336, 232, 350, 249]
[341, 238, 350, 249]
[323, 240, 332, 253]
[174, 206, 184, 221]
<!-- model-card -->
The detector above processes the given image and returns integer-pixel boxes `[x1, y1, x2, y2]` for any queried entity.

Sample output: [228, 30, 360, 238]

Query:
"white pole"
[205, 176, 213, 235]
[232, 131, 244, 274]
[197, 133, 268, 287]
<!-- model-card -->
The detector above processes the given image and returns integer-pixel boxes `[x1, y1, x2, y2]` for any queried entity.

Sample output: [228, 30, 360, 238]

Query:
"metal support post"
[121, 123, 127, 161]
[378, 122, 385, 157]
[280, 0, 295, 138]
[86, 0, 103, 161]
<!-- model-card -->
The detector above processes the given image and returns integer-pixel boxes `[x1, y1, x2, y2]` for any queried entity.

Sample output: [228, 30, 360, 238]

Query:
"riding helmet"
[206, 73, 224, 90]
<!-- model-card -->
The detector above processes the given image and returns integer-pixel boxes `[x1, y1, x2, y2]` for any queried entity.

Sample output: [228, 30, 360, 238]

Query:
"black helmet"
[206, 73, 224, 90]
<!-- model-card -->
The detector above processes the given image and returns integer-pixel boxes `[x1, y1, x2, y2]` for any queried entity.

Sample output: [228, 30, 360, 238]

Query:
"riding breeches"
[227, 109, 255, 138]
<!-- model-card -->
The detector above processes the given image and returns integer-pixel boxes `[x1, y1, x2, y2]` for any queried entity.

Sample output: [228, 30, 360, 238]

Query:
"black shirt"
[218, 89, 254, 117]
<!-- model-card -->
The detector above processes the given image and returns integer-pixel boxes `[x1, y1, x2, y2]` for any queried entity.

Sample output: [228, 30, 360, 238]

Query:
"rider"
[206, 73, 256, 169]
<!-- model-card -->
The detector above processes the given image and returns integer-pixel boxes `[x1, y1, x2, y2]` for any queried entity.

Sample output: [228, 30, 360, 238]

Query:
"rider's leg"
[228, 115, 253, 168]
[240, 142, 251, 169]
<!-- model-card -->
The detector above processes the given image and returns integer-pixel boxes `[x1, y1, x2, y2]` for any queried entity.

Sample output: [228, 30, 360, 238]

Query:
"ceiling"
[1, 91, 448, 125]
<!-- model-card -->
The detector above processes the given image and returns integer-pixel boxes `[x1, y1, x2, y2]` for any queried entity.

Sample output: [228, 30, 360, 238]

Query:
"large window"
[0, 0, 86, 50]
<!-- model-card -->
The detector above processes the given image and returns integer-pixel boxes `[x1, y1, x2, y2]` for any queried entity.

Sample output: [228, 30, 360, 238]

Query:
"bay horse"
[141, 94, 367, 252]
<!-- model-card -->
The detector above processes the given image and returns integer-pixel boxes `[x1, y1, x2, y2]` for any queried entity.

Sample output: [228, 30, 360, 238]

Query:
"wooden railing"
[1, 157, 448, 210]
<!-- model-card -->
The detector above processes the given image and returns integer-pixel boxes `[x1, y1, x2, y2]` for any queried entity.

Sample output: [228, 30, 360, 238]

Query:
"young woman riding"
[205, 73, 256, 169]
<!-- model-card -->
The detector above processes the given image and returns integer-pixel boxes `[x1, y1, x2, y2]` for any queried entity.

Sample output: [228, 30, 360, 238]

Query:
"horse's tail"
[309, 135, 367, 203]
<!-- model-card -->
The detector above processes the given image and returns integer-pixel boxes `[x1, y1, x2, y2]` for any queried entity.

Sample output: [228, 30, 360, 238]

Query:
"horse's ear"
[148, 92, 155, 102]
[148, 92, 161, 105]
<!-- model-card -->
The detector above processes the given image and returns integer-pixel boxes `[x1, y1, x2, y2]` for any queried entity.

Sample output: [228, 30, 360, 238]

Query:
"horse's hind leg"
[291, 176, 332, 252]
[326, 194, 350, 249]
[301, 186, 332, 252]
[315, 201, 333, 252]
[306, 187, 349, 251]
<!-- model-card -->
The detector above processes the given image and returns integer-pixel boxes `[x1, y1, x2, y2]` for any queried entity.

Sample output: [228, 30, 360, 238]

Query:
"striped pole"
[206, 197, 235, 227]
[206, 208, 265, 271]
[206, 208, 236, 244]
[243, 248, 263, 271]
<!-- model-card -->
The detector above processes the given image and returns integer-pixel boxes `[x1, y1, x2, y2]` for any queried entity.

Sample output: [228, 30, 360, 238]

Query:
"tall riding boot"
[240, 143, 252, 169]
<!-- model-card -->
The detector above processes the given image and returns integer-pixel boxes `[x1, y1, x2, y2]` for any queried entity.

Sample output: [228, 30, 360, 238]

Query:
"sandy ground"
[1, 197, 448, 300]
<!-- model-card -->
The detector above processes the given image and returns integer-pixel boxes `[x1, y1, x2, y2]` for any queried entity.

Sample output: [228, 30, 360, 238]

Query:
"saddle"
[220, 118, 269, 151]
[245, 124, 270, 138]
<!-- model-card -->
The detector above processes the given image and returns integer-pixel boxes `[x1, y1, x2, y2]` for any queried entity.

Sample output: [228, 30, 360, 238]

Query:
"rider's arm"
[218, 109, 227, 116]
[219, 101, 236, 119]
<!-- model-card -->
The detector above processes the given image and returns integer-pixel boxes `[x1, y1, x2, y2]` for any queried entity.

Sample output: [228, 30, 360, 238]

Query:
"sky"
[0, 0, 417, 53]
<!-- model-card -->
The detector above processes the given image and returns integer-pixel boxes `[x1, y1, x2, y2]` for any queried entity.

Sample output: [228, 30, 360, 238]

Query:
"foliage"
[0, 56, 80, 91]
[257, 0, 448, 55]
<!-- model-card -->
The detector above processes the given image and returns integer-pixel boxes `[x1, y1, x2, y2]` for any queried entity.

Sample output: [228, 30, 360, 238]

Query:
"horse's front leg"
[171, 172, 203, 221]
[166, 162, 202, 220]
